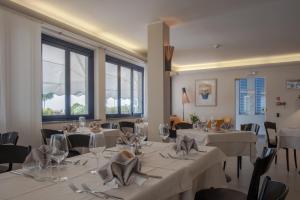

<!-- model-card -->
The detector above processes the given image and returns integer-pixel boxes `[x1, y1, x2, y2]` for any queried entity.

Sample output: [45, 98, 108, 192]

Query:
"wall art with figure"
[195, 79, 217, 106]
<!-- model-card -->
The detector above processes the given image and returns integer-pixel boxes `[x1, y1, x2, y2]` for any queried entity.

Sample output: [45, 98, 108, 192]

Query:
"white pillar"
[147, 21, 171, 141]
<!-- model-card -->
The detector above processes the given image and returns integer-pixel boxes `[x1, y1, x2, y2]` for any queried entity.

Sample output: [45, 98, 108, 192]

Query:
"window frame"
[42, 34, 94, 122]
[105, 55, 144, 118]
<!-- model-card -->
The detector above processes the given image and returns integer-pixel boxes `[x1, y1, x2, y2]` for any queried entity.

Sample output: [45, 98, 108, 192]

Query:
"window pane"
[255, 78, 265, 114]
[239, 79, 250, 115]
[133, 71, 143, 113]
[70, 52, 89, 115]
[105, 63, 118, 114]
[120, 67, 131, 114]
[42, 44, 65, 116]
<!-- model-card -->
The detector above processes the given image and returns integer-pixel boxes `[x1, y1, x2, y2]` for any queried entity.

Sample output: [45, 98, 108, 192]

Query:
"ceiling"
[7, 0, 300, 70]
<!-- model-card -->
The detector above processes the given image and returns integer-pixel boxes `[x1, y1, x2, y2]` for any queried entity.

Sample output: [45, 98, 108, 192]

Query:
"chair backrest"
[264, 122, 277, 147]
[0, 132, 19, 145]
[258, 176, 289, 200]
[67, 134, 90, 148]
[41, 129, 63, 145]
[241, 123, 260, 135]
[0, 145, 31, 172]
[101, 123, 112, 129]
[175, 122, 193, 130]
[247, 148, 277, 200]
[119, 121, 135, 133]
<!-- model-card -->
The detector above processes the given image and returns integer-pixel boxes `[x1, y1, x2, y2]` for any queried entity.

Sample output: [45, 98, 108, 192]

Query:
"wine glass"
[89, 133, 104, 174]
[135, 123, 146, 144]
[158, 123, 170, 141]
[49, 134, 69, 181]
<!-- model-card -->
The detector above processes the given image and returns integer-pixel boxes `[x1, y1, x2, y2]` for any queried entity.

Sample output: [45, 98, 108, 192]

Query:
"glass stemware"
[49, 134, 69, 181]
[135, 123, 146, 144]
[158, 123, 170, 141]
[89, 133, 104, 174]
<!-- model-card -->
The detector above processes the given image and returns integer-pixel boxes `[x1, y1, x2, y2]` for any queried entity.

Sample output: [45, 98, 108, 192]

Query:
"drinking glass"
[136, 123, 146, 144]
[89, 133, 104, 174]
[158, 123, 170, 141]
[79, 116, 86, 131]
[49, 134, 69, 181]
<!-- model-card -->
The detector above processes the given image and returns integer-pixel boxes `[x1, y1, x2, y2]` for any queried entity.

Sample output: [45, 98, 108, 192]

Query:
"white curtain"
[0, 8, 42, 147]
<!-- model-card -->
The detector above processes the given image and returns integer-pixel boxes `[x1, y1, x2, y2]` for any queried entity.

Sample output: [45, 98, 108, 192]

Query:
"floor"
[224, 136, 299, 200]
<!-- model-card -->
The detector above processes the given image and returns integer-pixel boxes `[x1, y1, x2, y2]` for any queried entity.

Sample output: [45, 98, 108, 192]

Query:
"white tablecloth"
[177, 129, 257, 162]
[0, 142, 226, 200]
[67, 128, 122, 148]
[278, 128, 300, 149]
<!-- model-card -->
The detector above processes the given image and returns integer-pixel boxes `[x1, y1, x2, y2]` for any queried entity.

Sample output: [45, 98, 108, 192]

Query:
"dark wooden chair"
[195, 148, 277, 200]
[0, 132, 19, 145]
[264, 122, 296, 171]
[236, 123, 260, 178]
[258, 176, 289, 200]
[0, 145, 31, 173]
[41, 129, 64, 145]
[119, 121, 135, 133]
[175, 122, 193, 130]
[67, 134, 90, 157]
[101, 123, 112, 129]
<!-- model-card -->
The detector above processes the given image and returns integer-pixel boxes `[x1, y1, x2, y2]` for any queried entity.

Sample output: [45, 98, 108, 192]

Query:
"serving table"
[0, 142, 226, 200]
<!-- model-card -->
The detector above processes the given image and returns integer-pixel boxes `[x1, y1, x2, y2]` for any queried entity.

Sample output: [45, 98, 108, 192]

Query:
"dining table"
[177, 129, 257, 163]
[0, 142, 227, 200]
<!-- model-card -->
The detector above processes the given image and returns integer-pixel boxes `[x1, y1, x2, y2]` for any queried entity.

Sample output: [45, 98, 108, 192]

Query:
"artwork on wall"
[195, 79, 217, 106]
[286, 80, 300, 89]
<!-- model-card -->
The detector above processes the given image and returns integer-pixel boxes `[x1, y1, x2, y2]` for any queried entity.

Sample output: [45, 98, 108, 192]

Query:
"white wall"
[172, 64, 300, 130]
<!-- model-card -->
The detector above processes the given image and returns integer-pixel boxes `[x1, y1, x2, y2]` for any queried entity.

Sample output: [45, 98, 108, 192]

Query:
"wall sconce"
[164, 45, 174, 71]
[182, 88, 190, 120]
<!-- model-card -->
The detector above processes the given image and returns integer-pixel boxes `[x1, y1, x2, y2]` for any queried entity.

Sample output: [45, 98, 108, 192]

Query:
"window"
[255, 78, 265, 115]
[42, 34, 94, 121]
[105, 56, 144, 117]
[239, 77, 265, 115]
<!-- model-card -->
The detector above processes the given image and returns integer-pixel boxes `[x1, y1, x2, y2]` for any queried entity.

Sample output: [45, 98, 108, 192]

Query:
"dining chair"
[41, 129, 64, 145]
[258, 176, 289, 200]
[264, 122, 295, 171]
[194, 148, 277, 200]
[0, 145, 31, 173]
[119, 121, 135, 133]
[236, 123, 260, 178]
[67, 134, 90, 157]
[175, 122, 193, 130]
[101, 122, 112, 129]
[0, 131, 19, 145]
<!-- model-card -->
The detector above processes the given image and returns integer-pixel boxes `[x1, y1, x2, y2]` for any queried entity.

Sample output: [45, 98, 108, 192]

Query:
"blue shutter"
[239, 79, 248, 115]
[255, 78, 265, 115]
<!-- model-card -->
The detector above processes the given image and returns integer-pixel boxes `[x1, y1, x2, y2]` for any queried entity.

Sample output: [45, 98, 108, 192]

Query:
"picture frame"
[195, 79, 217, 106]
[286, 80, 300, 89]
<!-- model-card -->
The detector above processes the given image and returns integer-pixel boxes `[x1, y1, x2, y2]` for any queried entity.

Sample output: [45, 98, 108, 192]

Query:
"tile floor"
[224, 136, 299, 200]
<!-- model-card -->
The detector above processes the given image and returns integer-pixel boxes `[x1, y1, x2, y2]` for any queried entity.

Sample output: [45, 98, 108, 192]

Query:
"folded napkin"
[98, 151, 142, 187]
[116, 132, 137, 145]
[23, 145, 51, 169]
[89, 121, 102, 133]
[63, 124, 77, 133]
[176, 135, 198, 154]
[220, 122, 233, 130]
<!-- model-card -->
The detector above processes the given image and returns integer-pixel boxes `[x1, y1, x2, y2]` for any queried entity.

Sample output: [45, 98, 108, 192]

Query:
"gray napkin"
[116, 132, 137, 145]
[89, 121, 102, 133]
[63, 124, 77, 133]
[23, 145, 51, 169]
[176, 135, 198, 154]
[98, 151, 141, 186]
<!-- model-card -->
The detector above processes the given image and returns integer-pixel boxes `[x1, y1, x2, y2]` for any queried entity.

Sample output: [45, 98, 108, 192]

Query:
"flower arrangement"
[189, 113, 199, 124]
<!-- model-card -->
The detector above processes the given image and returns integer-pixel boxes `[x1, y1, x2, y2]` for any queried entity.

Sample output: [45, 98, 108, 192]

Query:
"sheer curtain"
[0, 8, 42, 147]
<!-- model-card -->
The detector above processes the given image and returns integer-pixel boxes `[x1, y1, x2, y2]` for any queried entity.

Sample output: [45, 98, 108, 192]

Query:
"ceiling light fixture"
[174, 53, 300, 72]
[9, 0, 140, 52]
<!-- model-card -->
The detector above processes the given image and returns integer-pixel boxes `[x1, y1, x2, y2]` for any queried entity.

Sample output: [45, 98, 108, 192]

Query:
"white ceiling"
[8, 0, 300, 68]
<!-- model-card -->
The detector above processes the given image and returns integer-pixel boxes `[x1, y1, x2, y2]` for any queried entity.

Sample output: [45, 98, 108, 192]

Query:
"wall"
[172, 64, 300, 130]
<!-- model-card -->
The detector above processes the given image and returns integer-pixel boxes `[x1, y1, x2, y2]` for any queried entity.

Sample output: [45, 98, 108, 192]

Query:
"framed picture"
[195, 79, 217, 106]
[286, 80, 300, 89]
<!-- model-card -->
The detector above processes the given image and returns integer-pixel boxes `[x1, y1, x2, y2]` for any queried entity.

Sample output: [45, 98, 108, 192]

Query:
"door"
[235, 77, 266, 135]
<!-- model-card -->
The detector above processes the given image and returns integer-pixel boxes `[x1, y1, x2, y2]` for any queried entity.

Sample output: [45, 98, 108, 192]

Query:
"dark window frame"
[105, 55, 144, 118]
[42, 34, 94, 122]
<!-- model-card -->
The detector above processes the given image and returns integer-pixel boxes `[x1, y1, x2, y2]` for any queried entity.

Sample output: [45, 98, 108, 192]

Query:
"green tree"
[71, 103, 87, 115]
[42, 93, 54, 109]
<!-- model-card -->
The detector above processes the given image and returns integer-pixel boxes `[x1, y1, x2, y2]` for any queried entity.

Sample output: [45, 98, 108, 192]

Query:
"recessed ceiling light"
[213, 44, 222, 49]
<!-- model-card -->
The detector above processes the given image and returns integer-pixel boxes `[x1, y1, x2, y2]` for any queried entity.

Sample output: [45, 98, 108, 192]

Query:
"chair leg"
[239, 156, 242, 169]
[237, 157, 240, 178]
[294, 149, 297, 169]
[223, 161, 226, 171]
[285, 148, 289, 171]
[275, 155, 277, 164]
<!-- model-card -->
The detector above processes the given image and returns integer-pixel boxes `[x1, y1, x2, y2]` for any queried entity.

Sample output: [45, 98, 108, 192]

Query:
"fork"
[81, 183, 124, 200]
[167, 153, 196, 161]
[69, 183, 105, 199]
